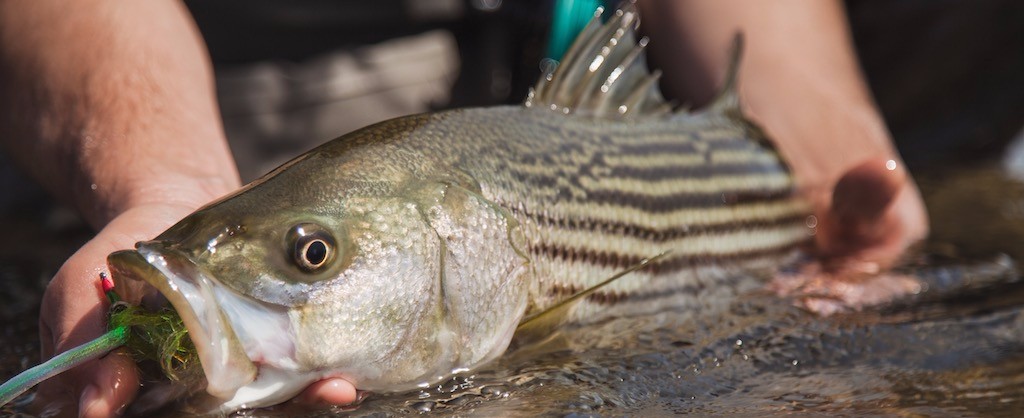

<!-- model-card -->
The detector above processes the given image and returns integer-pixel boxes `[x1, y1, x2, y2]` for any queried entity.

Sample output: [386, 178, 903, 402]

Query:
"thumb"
[815, 158, 924, 266]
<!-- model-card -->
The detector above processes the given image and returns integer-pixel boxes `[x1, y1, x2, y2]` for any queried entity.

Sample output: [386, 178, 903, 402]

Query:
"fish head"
[108, 124, 531, 408]
[107, 188, 364, 403]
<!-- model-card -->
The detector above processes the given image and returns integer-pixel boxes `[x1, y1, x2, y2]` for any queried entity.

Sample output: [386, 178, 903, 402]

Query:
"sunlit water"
[5, 163, 1024, 417]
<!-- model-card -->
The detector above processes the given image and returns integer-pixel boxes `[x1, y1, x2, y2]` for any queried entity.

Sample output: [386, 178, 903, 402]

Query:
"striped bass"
[107, 4, 811, 413]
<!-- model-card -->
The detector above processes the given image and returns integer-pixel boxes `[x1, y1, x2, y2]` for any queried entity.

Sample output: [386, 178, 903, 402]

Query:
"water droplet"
[471, 0, 502, 11]
[805, 215, 818, 228]
[410, 401, 435, 412]
[481, 384, 509, 397]
[539, 58, 558, 75]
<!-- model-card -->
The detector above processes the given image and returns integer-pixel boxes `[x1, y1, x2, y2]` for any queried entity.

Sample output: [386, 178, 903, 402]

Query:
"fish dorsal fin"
[513, 251, 670, 345]
[525, 2, 672, 120]
[706, 34, 745, 117]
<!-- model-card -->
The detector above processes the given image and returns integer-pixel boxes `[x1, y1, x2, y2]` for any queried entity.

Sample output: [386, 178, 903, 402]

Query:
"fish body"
[109, 5, 809, 412]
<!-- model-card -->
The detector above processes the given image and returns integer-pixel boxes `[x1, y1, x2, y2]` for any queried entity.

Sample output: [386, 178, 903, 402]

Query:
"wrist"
[743, 71, 899, 197]
[83, 167, 240, 229]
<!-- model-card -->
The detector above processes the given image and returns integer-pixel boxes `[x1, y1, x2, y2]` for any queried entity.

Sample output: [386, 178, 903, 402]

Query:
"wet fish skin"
[108, 4, 810, 412]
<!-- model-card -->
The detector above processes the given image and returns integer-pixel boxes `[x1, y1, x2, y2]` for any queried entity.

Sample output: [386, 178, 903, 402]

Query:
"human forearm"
[0, 0, 239, 228]
[0, 3, 243, 414]
[637, 0, 896, 193]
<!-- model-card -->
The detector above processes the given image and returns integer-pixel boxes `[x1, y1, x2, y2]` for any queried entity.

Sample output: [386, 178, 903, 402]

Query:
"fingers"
[33, 234, 142, 416]
[770, 261, 924, 316]
[76, 350, 140, 418]
[296, 378, 359, 406]
[815, 157, 928, 268]
[33, 205, 195, 416]
[831, 159, 905, 223]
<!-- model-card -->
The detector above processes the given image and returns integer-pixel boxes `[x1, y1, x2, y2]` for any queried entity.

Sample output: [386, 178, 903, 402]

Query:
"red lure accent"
[100, 272, 119, 303]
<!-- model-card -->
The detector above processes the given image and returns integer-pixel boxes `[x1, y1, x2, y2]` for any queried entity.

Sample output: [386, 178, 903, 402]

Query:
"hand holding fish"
[0, 2, 360, 415]
[638, 0, 929, 310]
[35, 204, 202, 416]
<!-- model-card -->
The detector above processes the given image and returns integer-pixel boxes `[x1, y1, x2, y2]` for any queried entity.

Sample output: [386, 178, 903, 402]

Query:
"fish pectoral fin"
[512, 251, 671, 346]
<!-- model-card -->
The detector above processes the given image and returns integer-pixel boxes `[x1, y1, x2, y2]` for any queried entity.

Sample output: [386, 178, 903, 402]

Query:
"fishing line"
[0, 325, 128, 406]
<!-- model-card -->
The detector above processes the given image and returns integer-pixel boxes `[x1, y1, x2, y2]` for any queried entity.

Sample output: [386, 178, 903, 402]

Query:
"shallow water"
[5, 163, 1024, 417]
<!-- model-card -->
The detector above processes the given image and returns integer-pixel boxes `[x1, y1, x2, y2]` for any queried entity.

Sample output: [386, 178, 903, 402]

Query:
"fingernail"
[79, 384, 99, 418]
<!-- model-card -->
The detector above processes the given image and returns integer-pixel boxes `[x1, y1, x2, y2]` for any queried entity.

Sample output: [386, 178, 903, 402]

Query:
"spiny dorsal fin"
[524, 2, 671, 120]
[513, 251, 671, 346]
[706, 34, 745, 117]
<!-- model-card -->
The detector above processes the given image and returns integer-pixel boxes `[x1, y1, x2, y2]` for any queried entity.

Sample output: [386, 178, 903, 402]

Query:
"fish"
[107, 3, 811, 413]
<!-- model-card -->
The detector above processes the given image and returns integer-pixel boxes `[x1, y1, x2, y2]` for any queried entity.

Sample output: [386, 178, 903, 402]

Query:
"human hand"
[33, 203, 193, 417]
[813, 158, 928, 270]
[767, 156, 929, 315]
[761, 105, 929, 313]
[758, 101, 929, 270]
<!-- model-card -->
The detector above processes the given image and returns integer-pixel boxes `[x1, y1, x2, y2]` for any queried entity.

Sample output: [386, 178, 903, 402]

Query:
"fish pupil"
[288, 222, 336, 272]
[304, 240, 328, 266]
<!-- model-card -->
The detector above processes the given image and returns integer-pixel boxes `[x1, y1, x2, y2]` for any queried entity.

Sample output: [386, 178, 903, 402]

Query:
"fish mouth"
[107, 243, 296, 400]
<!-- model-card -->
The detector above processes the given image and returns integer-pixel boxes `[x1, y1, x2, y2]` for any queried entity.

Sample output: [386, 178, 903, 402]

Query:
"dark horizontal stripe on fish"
[610, 135, 757, 154]
[705, 139, 762, 151]
[614, 141, 700, 155]
[546, 258, 769, 306]
[510, 206, 807, 243]
[502, 168, 796, 211]
[608, 161, 784, 181]
[531, 240, 803, 274]
[584, 187, 796, 212]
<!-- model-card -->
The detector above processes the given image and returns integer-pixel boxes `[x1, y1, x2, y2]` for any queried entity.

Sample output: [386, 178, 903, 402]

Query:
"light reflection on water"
[6, 163, 1024, 417]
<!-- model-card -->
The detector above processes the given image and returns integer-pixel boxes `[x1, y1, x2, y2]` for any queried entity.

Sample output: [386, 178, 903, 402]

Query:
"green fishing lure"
[0, 274, 198, 406]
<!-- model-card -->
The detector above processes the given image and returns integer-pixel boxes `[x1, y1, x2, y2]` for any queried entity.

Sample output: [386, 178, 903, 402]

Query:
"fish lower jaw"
[133, 245, 302, 400]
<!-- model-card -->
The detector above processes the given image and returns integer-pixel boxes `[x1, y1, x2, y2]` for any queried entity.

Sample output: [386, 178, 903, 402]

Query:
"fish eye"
[288, 223, 336, 272]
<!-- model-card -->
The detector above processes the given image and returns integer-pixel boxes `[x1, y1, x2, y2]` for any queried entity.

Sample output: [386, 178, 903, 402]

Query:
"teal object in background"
[546, 0, 606, 60]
